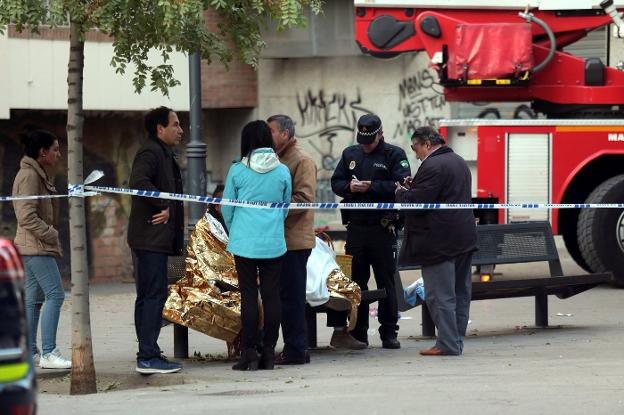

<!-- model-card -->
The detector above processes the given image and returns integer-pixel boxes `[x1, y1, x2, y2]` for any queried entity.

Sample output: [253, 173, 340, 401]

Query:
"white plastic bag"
[305, 237, 339, 307]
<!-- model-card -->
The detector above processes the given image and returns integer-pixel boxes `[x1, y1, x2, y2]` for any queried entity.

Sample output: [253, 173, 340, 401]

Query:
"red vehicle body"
[354, 1, 624, 285]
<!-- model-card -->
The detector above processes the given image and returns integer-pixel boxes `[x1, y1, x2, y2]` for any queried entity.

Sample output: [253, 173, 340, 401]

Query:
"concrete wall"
[202, 108, 257, 190]
[4, 37, 189, 116]
[0, 33, 9, 118]
[261, 0, 359, 58]
[258, 52, 450, 227]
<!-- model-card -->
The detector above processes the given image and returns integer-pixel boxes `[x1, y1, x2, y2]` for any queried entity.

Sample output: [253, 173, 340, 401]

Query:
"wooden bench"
[394, 222, 613, 337]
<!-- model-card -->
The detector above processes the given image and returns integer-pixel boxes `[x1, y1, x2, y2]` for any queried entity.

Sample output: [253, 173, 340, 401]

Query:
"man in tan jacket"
[268, 114, 317, 365]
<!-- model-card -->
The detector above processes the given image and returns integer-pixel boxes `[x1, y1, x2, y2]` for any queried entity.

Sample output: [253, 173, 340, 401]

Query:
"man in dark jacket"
[395, 126, 477, 356]
[328, 114, 411, 350]
[127, 106, 184, 374]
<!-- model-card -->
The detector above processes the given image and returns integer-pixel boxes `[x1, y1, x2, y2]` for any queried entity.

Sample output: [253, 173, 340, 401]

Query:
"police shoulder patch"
[400, 159, 409, 168]
[349, 160, 356, 170]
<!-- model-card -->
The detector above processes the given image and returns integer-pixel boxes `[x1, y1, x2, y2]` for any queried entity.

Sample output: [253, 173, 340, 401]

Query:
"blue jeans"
[23, 255, 66, 356]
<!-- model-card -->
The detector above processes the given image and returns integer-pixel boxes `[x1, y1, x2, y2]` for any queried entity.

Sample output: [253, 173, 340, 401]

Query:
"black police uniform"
[327, 138, 411, 343]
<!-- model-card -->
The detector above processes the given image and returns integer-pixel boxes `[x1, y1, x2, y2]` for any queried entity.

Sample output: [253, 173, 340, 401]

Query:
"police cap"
[356, 114, 382, 145]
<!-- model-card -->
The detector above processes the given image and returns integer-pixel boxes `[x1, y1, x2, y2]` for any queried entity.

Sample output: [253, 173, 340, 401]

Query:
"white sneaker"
[40, 348, 71, 369]
[32, 347, 41, 366]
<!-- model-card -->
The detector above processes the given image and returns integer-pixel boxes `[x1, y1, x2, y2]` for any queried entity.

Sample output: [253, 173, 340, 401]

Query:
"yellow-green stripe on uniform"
[0, 362, 29, 383]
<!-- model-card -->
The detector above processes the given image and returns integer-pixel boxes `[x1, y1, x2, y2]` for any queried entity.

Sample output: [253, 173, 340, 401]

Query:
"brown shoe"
[330, 329, 367, 350]
[419, 347, 454, 356]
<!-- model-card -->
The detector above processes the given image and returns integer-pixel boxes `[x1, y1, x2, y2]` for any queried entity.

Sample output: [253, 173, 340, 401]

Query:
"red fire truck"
[354, 0, 624, 285]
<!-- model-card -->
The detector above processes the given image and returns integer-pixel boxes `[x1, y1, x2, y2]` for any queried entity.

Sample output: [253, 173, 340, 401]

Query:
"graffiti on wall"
[393, 69, 447, 140]
[296, 88, 371, 133]
[296, 88, 374, 172]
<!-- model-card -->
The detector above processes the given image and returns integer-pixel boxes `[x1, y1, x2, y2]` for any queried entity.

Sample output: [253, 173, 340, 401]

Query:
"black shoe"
[275, 351, 310, 365]
[232, 348, 259, 371]
[259, 346, 275, 370]
[382, 338, 401, 349]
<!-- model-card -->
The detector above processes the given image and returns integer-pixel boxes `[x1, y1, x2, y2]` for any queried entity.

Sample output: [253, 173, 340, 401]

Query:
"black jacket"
[127, 137, 184, 255]
[331, 139, 411, 224]
[396, 146, 477, 266]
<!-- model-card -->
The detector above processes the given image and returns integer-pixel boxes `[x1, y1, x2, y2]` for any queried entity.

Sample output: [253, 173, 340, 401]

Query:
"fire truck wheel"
[577, 174, 624, 287]
[561, 222, 592, 273]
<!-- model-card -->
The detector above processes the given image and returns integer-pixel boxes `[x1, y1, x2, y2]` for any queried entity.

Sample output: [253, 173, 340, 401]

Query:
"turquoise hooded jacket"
[222, 148, 292, 259]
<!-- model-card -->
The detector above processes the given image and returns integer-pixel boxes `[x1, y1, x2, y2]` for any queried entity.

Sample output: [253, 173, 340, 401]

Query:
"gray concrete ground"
[38, 237, 624, 414]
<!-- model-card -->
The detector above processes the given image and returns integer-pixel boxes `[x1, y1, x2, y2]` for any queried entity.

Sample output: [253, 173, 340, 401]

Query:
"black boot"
[232, 348, 259, 371]
[259, 346, 275, 370]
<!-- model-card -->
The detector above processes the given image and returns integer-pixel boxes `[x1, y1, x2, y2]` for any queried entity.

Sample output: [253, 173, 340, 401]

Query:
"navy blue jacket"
[331, 139, 411, 224]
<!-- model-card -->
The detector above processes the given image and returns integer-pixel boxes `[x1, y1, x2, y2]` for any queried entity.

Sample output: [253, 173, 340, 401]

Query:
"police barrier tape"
[2, 170, 623, 210]
[3, 185, 624, 210]
[84, 185, 624, 209]
[0, 172, 103, 202]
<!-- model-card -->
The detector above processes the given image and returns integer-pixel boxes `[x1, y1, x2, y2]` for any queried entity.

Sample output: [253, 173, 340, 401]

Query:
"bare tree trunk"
[68, 20, 97, 395]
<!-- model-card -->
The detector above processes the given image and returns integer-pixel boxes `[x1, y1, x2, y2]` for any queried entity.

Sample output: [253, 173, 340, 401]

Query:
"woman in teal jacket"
[222, 120, 292, 371]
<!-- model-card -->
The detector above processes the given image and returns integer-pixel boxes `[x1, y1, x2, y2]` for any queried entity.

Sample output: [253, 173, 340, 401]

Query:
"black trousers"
[133, 249, 169, 361]
[279, 249, 312, 358]
[234, 255, 284, 350]
[327, 224, 399, 341]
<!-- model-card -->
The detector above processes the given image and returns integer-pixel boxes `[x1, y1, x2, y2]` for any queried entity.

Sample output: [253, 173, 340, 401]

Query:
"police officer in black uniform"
[327, 114, 411, 350]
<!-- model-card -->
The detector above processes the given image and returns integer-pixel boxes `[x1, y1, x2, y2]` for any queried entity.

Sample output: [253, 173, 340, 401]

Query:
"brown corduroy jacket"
[278, 139, 317, 250]
[12, 156, 62, 257]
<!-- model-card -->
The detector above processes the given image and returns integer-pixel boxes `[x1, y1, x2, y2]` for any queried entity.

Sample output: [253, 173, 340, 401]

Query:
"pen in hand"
[351, 174, 369, 193]
[395, 181, 408, 192]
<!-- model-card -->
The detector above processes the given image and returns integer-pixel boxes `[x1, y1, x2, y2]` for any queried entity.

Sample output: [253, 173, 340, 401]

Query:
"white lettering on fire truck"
[608, 133, 624, 142]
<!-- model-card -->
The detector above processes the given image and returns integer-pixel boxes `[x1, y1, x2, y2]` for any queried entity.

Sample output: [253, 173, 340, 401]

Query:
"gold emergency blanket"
[163, 213, 241, 343]
[163, 212, 362, 343]
[326, 270, 361, 331]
